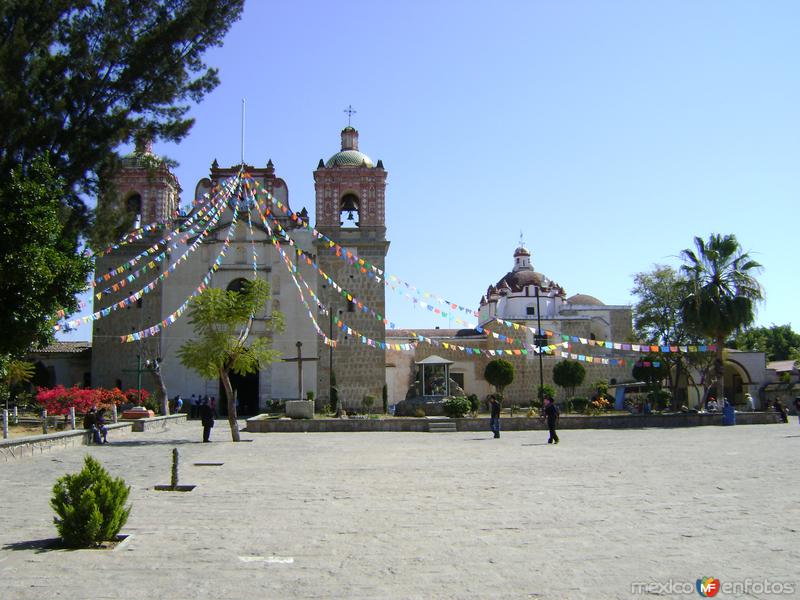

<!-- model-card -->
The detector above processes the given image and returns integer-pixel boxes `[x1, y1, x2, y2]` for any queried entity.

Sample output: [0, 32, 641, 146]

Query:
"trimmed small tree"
[484, 359, 515, 399]
[51, 455, 131, 548]
[552, 359, 586, 400]
[178, 279, 282, 441]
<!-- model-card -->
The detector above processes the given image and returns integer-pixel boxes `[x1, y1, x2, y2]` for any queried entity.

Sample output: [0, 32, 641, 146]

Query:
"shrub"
[586, 396, 611, 415]
[647, 389, 672, 411]
[568, 397, 589, 414]
[442, 396, 470, 418]
[363, 395, 376, 415]
[536, 384, 556, 402]
[414, 406, 426, 418]
[306, 391, 315, 402]
[467, 393, 480, 416]
[50, 455, 131, 548]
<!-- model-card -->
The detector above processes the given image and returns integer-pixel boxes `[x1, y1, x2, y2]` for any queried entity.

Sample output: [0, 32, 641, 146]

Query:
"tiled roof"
[32, 341, 91, 354]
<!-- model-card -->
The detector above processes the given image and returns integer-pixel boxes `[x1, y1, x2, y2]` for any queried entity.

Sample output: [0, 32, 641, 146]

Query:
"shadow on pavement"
[105, 439, 196, 447]
[3, 538, 62, 553]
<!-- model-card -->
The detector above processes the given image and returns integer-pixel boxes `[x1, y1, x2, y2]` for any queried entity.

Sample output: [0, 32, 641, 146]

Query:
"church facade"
[91, 126, 635, 413]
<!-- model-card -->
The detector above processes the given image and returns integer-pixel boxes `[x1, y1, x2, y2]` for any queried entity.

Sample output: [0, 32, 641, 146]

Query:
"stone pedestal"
[121, 407, 156, 420]
[285, 401, 314, 420]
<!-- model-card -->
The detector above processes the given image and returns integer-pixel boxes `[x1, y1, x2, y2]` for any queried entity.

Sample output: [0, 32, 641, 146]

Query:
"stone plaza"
[0, 420, 798, 599]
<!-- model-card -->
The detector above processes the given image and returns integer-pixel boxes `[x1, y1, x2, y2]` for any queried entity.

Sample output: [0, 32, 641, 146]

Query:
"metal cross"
[343, 105, 357, 126]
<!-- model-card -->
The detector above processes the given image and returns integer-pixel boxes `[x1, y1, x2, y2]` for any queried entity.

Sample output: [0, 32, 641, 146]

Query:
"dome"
[494, 270, 546, 292]
[567, 293, 605, 306]
[325, 150, 374, 168]
[513, 245, 530, 257]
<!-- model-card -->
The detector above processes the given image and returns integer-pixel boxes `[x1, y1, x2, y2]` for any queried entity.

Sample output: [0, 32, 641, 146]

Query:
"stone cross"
[282, 341, 319, 401]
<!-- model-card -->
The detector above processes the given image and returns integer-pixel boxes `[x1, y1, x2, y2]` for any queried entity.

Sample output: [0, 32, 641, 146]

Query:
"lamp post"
[535, 286, 544, 400]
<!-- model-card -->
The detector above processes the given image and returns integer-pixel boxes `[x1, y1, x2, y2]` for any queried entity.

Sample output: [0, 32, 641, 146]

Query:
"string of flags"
[94, 193, 227, 299]
[120, 199, 242, 342]
[92, 175, 237, 287]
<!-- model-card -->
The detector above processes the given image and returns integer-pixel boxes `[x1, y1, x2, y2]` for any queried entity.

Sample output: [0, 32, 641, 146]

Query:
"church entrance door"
[219, 371, 260, 416]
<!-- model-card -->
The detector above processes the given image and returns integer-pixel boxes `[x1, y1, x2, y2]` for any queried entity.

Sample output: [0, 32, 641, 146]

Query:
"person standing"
[543, 396, 560, 445]
[83, 407, 101, 445]
[199, 400, 215, 442]
[174, 394, 183, 414]
[794, 396, 800, 424]
[488, 395, 501, 439]
[189, 394, 198, 419]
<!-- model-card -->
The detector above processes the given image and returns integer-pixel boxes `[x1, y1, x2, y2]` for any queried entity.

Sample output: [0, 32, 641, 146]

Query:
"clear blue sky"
[60, 0, 799, 341]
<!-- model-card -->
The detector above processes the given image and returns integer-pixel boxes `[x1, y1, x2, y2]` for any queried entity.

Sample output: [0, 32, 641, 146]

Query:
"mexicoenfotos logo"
[696, 577, 721, 597]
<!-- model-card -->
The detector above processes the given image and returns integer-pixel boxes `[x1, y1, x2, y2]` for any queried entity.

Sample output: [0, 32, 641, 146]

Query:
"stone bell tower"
[91, 140, 180, 391]
[314, 126, 389, 409]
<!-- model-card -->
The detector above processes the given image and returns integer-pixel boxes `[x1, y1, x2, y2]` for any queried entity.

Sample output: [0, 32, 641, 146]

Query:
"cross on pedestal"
[282, 341, 319, 401]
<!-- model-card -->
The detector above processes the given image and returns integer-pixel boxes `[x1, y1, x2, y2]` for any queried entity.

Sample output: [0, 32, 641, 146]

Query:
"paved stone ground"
[0, 421, 798, 600]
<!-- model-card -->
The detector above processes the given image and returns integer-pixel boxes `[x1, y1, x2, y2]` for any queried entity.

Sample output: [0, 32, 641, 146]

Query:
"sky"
[59, 0, 799, 341]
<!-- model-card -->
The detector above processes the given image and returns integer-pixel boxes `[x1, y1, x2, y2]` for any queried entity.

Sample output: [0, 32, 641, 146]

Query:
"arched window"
[227, 278, 248, 293]
[339, 193, 359, 228]
[126, 193, 142, 228]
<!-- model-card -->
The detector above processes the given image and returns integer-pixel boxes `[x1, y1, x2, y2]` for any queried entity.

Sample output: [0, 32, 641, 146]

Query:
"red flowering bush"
[123, 388, 150, 406]
[35, 386, 140, 415]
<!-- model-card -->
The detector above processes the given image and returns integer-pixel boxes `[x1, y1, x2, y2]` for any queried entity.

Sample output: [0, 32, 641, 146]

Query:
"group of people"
[171, 393, 217, 442]
[488, 395, 560, 444]
[82, 406, 109, 445]
[772, 396, 800, 424]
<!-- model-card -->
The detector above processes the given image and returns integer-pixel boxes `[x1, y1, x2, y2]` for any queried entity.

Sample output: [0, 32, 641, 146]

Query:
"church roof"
[494, 269, 547, 293]
[567, 293, 605, 306]
[325, 150, 374, 168]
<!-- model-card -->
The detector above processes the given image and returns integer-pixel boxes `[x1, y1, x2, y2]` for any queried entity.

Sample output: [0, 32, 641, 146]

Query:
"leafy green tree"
[484, 359, 515, 398]
[680, 234, 764, 403]
[730, 324, 800, 362]
[0, 1, 243, 351]
[0, 155, 92, 356]
[0, 0, 245, 232]
[536, 383, 556, 402]
[177, 279, 283, 442]
[552, 359, 586, 399]
[631, 356, 670, 392]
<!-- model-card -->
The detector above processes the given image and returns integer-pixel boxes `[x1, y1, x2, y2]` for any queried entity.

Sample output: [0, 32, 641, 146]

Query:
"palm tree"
[680, 234, 763, 403]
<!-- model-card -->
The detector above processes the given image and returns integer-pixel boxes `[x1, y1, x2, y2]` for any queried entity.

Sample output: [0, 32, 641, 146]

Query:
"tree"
[177, 279, 283, 442]
[0, 1, 243, 351]
[552, 359, 586, 399]
[484, 359, 514, 398]
[680, 234, 764, 402]
[0, 154, 92, 356]
[730, 324, 800, 362]
[0, 0, 245, 231]
[0, 357, 34, 411]
[631, 264, 711, 409]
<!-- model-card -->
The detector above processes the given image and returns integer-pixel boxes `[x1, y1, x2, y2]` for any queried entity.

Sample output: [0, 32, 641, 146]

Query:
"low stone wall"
[0, 422, 133, 462]
[246, 416, 429, 433]
[127, 413, 187, 432]
[245, 411, 782, 433]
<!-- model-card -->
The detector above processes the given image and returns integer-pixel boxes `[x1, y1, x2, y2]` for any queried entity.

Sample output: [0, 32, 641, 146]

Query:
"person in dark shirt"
[543, 396, 560, 444]
[199, 401, 215, 442]
[82, 407, 102, 445]
[488, 395, 501, 439]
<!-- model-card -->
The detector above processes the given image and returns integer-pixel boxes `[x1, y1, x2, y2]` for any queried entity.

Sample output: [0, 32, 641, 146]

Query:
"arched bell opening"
[339, 193, 360, 228]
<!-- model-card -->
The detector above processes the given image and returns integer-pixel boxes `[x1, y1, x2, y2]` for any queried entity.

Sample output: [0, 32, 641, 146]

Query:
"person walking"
[488, 395, 501, 439]
[174, 394, 183, 414]
[543, 396, 560, 445]
[199, 400, 215, 442]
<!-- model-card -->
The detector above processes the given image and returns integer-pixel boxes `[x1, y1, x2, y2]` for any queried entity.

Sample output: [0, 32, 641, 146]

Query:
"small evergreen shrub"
[442, 396, 470, 418]
[414, 406, 426, 418]
[363, 395, 376, 415]
[382, 384, 388, 414]
[51, 455, 131, 548]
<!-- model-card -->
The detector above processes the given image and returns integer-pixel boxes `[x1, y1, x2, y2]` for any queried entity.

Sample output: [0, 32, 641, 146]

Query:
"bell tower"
[314, 126, 389, 409]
